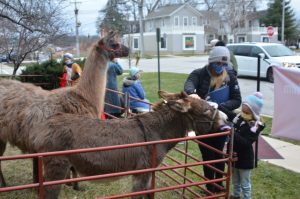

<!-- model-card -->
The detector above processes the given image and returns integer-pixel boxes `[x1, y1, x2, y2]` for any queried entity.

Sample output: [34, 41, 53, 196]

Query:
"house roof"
[145, 3, 202, 20]
[247, 10, 267, 20]
[199, 10, 220, 20]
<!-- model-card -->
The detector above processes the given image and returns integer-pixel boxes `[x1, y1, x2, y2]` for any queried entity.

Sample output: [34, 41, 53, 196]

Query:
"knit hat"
[243, 92, 264, 120]
[63, 53, 73, 60]
[208, 46, 230, 65]
[210, 39, 219, 46]
[129, 66, 141, 77]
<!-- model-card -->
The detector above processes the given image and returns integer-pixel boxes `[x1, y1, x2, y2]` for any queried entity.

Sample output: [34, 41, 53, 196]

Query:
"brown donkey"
[32, 91, 229, 199]
[0, 31, 129, 188]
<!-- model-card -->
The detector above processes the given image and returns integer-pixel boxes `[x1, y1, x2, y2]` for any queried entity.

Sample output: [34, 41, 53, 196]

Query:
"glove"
[250, 121, 264, 133]
[207, 101, 218, 109]
[189, 94, 201, 100]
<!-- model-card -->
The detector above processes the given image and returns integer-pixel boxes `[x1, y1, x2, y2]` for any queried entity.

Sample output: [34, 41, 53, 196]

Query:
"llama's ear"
[169, 99, 191, 112]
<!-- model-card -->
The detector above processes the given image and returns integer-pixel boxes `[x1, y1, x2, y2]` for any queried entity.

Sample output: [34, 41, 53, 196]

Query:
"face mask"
[241, 112, 253, 121]
[210, 63, 225, 75]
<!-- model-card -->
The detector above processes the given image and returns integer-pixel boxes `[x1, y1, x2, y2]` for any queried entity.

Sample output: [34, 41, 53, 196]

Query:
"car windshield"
[262, 45, 295, 57]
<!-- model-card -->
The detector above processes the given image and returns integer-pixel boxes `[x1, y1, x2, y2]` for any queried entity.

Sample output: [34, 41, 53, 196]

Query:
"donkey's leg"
[65, 166, 80, 191]
[70, 166, 80, 191]
[0, 139, 7, 187]
[33, 158, 39, 183]
[43, 157, 69, 199]
[132, 173, 152, 199]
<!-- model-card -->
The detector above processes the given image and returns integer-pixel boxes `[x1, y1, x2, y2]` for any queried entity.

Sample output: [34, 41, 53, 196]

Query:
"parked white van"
[227, 42, 300, 82]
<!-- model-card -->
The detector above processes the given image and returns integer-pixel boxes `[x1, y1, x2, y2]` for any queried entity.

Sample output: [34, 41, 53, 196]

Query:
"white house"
[123, 4, 279, 56]
[123, 4, 205, 55]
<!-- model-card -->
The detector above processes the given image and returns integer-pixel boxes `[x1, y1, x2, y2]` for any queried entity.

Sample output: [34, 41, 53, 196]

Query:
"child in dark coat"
[230, 92, 265, 199]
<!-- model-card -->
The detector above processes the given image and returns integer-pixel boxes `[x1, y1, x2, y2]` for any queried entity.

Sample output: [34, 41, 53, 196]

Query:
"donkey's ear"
[169, 99, 191, 112]
[180, 91, 189, 98]
[158, 90, 173, 99]
[158, 90, 184, 101]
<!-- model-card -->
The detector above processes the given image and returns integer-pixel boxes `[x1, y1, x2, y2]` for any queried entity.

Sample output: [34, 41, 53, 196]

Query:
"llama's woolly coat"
[0, 32, 129, 187]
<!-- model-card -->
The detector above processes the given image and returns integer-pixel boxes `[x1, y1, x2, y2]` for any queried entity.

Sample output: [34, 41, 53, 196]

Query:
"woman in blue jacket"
[122, 67, 150, 112]
[104, 58, 123, 118]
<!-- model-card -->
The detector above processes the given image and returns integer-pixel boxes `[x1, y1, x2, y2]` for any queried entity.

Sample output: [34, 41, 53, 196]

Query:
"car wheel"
[266, 68, 274, 83]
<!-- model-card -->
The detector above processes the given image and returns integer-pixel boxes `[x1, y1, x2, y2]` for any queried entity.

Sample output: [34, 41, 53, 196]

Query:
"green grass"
[2, 72, 300, 199]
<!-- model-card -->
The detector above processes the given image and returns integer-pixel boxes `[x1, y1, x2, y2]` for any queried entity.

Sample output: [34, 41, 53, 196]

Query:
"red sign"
[267, 26, 274, 37]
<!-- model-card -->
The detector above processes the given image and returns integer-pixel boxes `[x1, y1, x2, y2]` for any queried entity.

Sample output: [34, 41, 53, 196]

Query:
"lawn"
[1, 72, 300, 199]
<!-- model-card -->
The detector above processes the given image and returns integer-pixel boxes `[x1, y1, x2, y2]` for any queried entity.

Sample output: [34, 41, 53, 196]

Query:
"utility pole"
[281, 0, 285, 44]
[72, 1, 81, 57]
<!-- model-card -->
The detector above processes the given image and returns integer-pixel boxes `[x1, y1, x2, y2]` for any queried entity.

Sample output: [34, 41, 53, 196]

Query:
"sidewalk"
[261, 135, 300, 173]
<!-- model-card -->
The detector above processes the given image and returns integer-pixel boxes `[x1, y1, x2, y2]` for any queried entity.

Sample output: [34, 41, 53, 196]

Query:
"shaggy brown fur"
[31, 91, 228, 199]
[0, 31, 129, 187]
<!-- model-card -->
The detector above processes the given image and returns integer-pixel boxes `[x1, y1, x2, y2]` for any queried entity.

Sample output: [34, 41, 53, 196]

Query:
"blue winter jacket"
[122, 77, 150, 111]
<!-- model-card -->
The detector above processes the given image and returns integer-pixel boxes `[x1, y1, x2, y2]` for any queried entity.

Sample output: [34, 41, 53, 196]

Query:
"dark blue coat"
[104, 61, 123, 114]
[232, 116, 265, 169]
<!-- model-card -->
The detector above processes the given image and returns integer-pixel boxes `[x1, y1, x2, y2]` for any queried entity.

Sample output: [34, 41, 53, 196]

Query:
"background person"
[184, 46, 241, 193]
[63, 53, 82, 86]
[104, 58, 123, 118]
[230, 92, 265, 199]
[122, 66, 150, 113]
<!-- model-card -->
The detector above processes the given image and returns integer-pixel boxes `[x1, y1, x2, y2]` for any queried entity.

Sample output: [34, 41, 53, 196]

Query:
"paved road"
[119, 56, 274, 116]
[0, 57, 274, 116]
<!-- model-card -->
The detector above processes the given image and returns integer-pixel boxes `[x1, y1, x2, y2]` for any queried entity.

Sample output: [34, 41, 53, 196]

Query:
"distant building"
[123, 4, 279, 55]
[123, 3, 205, 55]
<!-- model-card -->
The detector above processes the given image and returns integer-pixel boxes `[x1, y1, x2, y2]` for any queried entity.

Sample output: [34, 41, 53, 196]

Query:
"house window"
[192, 17, 197, 26]
[160, 36, 167, 49]
[249, 20, 252, 28]
[150, 21, 154, 31]
[183, 17, 188, 26]
[238, 36, 246, 43]
[174, 16, 179, 26]
[133, 38, 139, 49]
[183, 35, 196, 50]
[262, 36, 269, 43]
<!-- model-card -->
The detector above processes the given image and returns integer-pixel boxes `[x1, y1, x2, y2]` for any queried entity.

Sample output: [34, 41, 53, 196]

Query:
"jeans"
[232, 168, 252, 199]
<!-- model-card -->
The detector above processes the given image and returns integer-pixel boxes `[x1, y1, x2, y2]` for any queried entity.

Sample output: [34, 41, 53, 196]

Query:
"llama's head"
[154, 91, 229, 135]
[98, 31, 129, 60]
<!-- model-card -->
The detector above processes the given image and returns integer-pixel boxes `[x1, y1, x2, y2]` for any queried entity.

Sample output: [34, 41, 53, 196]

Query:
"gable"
[145, 4, 202, 20]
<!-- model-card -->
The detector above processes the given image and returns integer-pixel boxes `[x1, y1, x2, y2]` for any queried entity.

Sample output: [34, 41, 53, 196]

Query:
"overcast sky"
[67, 0, 300, 36]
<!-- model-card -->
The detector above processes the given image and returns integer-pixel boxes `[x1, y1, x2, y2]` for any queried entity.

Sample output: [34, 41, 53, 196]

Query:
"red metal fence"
[0, 88, 234, 198]
[0, 130, 233, 199]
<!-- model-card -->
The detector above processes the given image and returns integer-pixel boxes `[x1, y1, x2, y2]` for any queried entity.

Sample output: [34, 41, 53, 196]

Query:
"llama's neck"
[76, 46, 108, 118]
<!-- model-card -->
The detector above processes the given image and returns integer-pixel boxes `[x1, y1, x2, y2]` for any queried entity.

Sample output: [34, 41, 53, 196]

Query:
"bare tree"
[0, 0, 68, 76]
[216, 0, 260, 36]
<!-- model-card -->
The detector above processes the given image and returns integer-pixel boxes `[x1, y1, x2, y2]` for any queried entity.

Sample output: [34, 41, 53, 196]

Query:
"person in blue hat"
[122, 66, 150, 113]
[230, 92, 265, 199]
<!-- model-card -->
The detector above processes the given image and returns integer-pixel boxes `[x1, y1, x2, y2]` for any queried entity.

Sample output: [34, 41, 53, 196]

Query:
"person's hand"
[189, 94, 201, 100]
